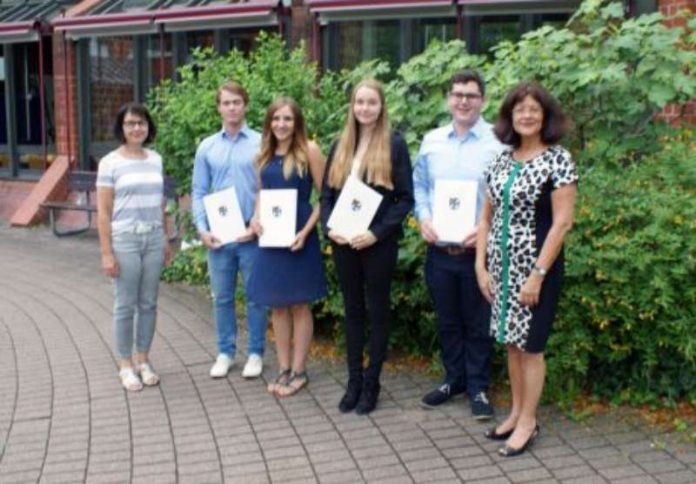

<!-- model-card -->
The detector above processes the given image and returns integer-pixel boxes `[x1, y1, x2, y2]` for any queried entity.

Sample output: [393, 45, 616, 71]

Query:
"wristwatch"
[532, 265, 547, 277]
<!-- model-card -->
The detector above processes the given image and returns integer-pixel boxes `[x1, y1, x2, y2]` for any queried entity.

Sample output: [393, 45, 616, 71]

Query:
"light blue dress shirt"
[191, 125, 261, 233]
[413, 118, 505, 226]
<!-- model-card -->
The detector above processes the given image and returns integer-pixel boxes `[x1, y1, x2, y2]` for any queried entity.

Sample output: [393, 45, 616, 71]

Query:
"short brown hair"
[448, 70, 485, 97]
[216, 81, 249, 105]
[494, 82, 567, 148]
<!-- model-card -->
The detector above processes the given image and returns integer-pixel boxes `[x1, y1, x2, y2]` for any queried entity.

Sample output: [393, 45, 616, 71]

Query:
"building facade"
[0, 0, 685, 182]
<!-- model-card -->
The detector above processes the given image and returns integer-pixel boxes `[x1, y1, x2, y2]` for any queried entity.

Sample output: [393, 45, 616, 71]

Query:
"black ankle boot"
[355, 380, 380, 415]
[338, 379, 362, 413]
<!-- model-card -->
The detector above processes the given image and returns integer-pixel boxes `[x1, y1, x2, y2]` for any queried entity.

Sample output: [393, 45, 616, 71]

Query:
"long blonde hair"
[328, 79, 392, 190]
[256, 97, 309, 179]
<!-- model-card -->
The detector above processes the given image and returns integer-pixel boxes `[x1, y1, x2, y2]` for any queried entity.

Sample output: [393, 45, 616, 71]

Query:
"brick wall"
[52, 32, 78, 163]
[659, 0, 695, 124]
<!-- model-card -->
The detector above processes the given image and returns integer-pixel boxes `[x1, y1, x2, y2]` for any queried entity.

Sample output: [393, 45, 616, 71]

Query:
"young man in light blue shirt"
[413, 70, 504, 419]
[191, 81, 267, 379]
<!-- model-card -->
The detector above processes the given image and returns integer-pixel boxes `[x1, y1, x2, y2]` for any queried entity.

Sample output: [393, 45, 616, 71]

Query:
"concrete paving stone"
[341, 427, 386, 442]
[631, 450, 676, 464]
[0, 461, 45, 474]
[441, 444, 486, 459]
[676, 451, 696, 464]
[449, 454, 494, 469]
[579, 446, 622, 460]
[223, 473, 271, 484]
[131, 462, 176, 477]
[504, 466, 553, 483]
[404, 456, 451, 473]
[266, 456, 311, 472]
[261, 445, 306, 461]
[389, 435, 433, 452]
[410, 466, 459, 482]
[131, 475, 176, 484]
[561, 476, 608, 484]
[591, 453, 634, 469]
[177, 449, 222, 466]
[355, 453, 401, 470]
[456, 463, 504, 481]
[174, 439, 218, 455]
[313, 469, 365, 484]
[468, 477, 511, 484]
[598, 464, 648, 480]
[89, 450, 132, 464]
[307, 449, 353, 465]
[432, 435, 476, 451]
[497, 455, 542, 472]
[638, 459, 687, 474]
[398, 446, 443, 462]
[40, 471, 88, 483]
[1, 448, 47, 464]
[133, 449, 177, 466]
[655, 469, 696, 483]
[178, 471, 223, 483]
[542, 454, 587, 470]
[255, 427, 299, 442]
[551, 463, 599, 480]
[268, 464, 315, 482]
[346, 436, 390, 451]
[617, 440, 658, 455]
[370, 476, 416, 484]
[426, 427, 466, 440]
[607, 431, 649, 445]
[41, 460, 87, 474]
[221, 449, 265, 466]
[257, 435, 302, 450]
[216, 440, 261, 455]
[0, 470, 41, 483]
[177, 460, 221, 476]
[569, 436, 613, 451]
[312, 456, 359, 474]
[84, 470, 131, 483]
[350, 443, 399, 460]
[531, 445, 577, 459]
[223, 461, 269, 476]
[614, 476, 658, 484]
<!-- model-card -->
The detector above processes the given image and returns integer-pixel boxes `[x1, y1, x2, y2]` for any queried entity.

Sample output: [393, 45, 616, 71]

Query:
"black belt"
[434, 245, 475, 256]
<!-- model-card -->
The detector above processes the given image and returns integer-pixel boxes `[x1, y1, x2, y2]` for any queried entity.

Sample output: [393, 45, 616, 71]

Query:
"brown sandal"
[267, 369, 291, 395]
[276, 371, 309, 398]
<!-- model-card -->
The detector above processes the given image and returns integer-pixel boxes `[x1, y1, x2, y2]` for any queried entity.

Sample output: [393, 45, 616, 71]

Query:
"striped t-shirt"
[96, 148, 164, 233]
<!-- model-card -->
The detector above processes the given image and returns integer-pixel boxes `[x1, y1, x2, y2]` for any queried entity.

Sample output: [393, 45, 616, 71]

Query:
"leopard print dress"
[485, 145, 578, 352]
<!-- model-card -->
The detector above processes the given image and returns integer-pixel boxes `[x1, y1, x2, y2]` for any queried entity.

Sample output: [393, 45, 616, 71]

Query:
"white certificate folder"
[327, 175, 383, 240]
[259, 189, 297, 248]
[433, 179, 478, 244]
[203, 187, 247, 246]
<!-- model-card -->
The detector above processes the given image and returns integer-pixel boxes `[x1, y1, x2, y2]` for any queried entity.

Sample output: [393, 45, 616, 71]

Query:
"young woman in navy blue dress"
[248, 97, 327, 397]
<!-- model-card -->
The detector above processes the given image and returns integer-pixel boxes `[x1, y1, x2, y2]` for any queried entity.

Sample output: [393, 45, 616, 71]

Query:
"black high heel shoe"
[498, 425, 539, 457]
[484, 426, 514, 441]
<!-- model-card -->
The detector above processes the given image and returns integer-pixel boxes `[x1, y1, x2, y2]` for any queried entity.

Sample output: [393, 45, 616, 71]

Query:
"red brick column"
[658, 0, 695, 124]
[52, 32, 79, 164]
[291, 0, 315, 59]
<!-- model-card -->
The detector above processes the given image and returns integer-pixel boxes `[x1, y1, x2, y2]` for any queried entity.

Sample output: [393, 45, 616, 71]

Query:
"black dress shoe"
[484, 426, 514, 441]
[355, 381, 380, 415]
[498, 425, 540, 457]
[338, 379, 362, 413]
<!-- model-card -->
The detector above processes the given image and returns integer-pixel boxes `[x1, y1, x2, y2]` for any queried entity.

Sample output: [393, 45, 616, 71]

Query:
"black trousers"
[332, 234, 399, 383]
[425, 247, 492, 398]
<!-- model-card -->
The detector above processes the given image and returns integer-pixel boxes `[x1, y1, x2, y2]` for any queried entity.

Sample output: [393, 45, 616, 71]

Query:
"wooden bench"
[41, 170, 179, 238]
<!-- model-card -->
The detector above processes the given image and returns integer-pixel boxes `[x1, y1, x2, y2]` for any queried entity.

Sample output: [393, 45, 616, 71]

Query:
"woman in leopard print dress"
[475, 83, 578, 457]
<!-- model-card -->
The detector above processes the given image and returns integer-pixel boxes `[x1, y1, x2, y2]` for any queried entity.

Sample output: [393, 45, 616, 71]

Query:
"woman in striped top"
[97, 102, 172, 392]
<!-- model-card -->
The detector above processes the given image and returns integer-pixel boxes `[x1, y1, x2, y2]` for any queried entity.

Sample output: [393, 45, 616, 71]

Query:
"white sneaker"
[210, 354, 234, 378]
[242, 354, 263, 379]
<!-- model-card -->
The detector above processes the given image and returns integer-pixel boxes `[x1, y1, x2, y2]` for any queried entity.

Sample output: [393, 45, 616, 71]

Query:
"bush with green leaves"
[150, 1, 696, 403]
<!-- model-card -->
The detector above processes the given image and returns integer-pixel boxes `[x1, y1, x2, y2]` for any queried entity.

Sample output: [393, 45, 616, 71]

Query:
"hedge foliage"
[153, 1, 696, 403]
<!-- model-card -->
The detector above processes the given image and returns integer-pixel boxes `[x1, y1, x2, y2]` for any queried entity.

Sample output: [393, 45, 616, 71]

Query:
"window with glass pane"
[478, 16, 521, 55]
[229, 27, 270, 54]
[89, 36, 134, 160]
[538, 13, 570, 29]
[147, 32, 173, 87]
[334, 20, 401, 70]
[418, 18, 457, 51]
[186, 30, 214, 61]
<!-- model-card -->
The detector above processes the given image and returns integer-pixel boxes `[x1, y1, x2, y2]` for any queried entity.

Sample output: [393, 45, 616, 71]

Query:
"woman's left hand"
[290, 232, 307, 252]
[350, 231, 377, 250]
[164, 242, 174, 266]
[518, 275, 542, 307]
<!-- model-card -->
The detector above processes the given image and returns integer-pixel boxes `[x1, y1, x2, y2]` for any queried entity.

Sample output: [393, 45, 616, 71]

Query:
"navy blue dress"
[248, 155, 327, 307]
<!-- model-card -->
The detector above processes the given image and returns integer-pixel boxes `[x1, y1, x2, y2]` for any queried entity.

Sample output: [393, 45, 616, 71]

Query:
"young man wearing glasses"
[413, 70, 505, 419]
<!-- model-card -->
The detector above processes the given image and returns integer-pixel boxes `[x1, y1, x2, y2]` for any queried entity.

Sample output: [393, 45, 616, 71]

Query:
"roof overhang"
[308, 0, 455, 23]
[53, 1, 279, 39]
[155, 1, 278, 32]
[458, 0, 580, 15]
[53, 11, 156, 38]
[0, 21, 40, 43]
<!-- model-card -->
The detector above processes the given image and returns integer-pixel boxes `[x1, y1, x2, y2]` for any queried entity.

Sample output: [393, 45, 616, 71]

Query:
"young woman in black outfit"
[320, 79, 414, 415]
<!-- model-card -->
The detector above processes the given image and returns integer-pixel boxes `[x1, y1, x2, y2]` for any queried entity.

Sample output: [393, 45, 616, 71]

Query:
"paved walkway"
[0, 223, 693, 484]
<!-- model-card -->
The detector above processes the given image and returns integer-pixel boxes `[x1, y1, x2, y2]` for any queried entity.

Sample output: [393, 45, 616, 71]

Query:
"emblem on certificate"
[203, 187, 246, 246]
[433, 179, 477, 244]
[327, 176, 382, 240]
[259, 189, 297, 248]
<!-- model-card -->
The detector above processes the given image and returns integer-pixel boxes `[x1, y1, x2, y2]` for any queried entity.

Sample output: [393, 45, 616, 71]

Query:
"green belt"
[497, 163, 522, 344]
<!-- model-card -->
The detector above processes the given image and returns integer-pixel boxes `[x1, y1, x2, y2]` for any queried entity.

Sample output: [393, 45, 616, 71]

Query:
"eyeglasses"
[449, 92, 482, 102]
[123, 120, 148, 129]
[512, 106, 543, 116]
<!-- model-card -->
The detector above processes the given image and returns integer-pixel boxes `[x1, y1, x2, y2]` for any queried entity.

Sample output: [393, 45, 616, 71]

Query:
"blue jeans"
[425, 247, 492, 398]
[208, 241, 267, 357]
[112, 229, 165, 359]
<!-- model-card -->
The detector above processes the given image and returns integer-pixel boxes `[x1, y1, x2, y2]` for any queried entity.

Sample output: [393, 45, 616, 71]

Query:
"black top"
[319, 132, 414, 242]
